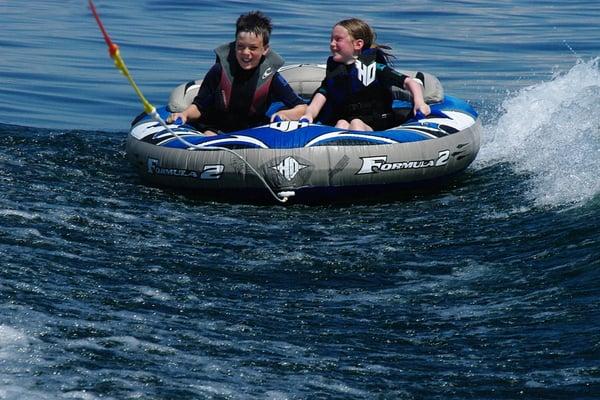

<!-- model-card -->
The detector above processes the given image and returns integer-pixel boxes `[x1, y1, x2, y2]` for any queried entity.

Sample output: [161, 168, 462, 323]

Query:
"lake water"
[0, 0, 599, 399]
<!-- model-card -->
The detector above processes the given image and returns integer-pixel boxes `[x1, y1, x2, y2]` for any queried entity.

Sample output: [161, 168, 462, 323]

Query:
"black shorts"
[352, 109, 412, 131]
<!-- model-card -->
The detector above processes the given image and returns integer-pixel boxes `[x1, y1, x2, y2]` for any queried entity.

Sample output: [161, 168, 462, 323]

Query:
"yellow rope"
[88, 0, 154, 114]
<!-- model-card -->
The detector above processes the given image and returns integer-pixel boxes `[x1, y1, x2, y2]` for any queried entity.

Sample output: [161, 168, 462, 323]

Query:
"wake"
[475, 58, 600, 208]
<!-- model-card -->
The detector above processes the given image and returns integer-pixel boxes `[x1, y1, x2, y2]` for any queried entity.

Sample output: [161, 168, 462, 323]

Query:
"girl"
[301, 18, 430, 131]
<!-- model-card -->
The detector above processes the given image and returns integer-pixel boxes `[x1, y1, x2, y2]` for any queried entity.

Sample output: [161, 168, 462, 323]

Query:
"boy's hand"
[167, 113, 186, 124]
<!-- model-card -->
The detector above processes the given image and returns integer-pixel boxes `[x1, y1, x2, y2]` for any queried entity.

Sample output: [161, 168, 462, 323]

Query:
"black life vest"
[318, 48, 394, 126]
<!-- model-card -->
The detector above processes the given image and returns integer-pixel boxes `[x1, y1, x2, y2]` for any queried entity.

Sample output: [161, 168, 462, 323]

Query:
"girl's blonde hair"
[335, 18, 393, 63]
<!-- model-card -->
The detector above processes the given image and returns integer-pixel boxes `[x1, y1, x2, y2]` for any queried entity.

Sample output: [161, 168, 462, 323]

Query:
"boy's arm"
[167, 64, 221, 123]
[273, 104, 307, 121]
[167, 103, 201, 124]
[269, 73, 308, 121]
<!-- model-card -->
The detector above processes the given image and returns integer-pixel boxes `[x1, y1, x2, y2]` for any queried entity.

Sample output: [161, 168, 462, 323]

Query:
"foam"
[476, 58, 600, 207]
[0, 209, 39, 220]
[0, 325, 29, 349]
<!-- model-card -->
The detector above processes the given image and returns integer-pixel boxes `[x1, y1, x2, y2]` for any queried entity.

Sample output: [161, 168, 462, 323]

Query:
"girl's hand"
[413, 102, 431, 117]
[299, 114, 313, 123]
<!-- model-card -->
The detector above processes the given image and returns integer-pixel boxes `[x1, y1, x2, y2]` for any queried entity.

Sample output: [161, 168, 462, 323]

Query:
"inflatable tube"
[131, 65, 480, 204]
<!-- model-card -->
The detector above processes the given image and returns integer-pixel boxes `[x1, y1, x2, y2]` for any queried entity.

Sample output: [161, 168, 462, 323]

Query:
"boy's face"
[235, 32, 269, 70]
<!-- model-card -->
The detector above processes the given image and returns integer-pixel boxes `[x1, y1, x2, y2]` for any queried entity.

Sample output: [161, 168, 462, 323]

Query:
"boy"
[168, 11, 306, 135]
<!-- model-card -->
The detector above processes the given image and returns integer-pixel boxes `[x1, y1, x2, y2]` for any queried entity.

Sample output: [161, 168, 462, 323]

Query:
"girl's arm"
[403, 78, 431, 116]
[300, 92, 327, 123]
[270, 73, 309, 121]
[383, 66, 431, 116]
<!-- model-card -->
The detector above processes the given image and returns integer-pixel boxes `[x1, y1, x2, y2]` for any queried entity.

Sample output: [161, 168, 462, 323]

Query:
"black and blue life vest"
[317, 48, 394, 126]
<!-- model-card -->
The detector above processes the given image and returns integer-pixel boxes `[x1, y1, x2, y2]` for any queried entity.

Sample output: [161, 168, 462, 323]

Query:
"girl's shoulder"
[324, 57, 347, 78]
[358, 48, 389, 65]
[325, 56, 338, 69]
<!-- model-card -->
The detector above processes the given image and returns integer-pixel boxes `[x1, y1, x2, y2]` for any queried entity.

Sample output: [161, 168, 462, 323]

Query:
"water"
[1, 1, 599, 399]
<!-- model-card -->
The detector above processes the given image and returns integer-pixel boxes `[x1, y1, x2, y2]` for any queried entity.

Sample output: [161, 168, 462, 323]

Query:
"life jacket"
[213, 42, 285, 116]
[318, 48, 393, 126]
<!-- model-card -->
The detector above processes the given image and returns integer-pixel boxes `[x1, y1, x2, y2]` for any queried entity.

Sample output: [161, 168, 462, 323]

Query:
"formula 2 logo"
[356, 150, 450, 175]
[147, 158, 224, 180]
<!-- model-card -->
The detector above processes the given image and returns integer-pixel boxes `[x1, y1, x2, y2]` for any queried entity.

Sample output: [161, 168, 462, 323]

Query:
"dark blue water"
[1, 1, 599, 399]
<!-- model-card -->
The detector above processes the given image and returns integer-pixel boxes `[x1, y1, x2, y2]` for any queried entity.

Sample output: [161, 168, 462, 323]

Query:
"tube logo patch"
[263, 155, 313, 186]
[272, 156, 308, 181]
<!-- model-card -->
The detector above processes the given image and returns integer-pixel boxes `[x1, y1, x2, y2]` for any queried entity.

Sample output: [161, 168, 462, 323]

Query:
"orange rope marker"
[88, 0, 154, 115]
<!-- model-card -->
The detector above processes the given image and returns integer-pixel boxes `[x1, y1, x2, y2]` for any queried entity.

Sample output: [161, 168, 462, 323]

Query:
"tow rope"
[88, 0, 291, 203]
[88, 0, 154, 115]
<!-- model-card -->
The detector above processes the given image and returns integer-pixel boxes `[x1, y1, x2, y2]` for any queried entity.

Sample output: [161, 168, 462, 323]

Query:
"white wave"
[0, 209, 38, 220]
[0, 325, 30, 351]
[0, 326, 48, 400]
[476, 58, 600, 207]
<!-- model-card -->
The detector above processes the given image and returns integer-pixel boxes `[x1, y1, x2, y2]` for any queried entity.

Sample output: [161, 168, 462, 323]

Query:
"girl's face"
[235, 31, 269, 70]
[330, 25, 364, 64]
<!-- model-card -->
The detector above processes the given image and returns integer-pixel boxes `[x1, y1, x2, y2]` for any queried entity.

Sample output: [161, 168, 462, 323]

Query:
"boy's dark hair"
[235, 11, 272, 46]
